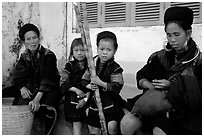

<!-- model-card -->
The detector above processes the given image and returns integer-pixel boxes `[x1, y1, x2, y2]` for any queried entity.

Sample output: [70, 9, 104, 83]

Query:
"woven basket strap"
[40, 104, 57, 135]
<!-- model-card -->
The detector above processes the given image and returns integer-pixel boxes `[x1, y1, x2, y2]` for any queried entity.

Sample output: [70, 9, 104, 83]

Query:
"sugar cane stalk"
[74, 3, 108, 135]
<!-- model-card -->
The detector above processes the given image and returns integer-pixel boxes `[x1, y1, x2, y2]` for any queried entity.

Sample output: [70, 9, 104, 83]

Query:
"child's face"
[97, 39, 116, 63]
[73, 44, 86, 61]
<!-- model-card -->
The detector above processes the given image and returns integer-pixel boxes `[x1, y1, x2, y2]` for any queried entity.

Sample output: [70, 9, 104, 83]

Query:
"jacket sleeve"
[136, 52, 159, 90]
[81, 69, 91, 90]
[39, 52, 59, 92]
[12, 54, 29, 89]
[60, 62, 72, 94]
[106, 67, 124, 94]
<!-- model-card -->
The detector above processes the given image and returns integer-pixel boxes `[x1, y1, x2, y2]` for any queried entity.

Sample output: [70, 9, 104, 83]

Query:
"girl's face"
[24, 31, 40, 53]
[73, 44, 86, 61]
[97, 39, 116, 63]
[166, 22, 191, 54]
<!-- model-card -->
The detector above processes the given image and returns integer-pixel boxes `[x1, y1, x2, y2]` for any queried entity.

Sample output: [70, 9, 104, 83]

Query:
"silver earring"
[184, 40, 188, 47]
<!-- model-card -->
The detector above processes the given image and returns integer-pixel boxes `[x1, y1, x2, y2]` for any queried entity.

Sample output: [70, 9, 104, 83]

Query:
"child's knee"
[120, 113, 142, 135]
[108, 121, 118, 135]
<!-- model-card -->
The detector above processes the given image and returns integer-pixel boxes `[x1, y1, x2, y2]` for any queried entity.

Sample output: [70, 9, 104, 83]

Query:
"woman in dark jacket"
[2, 23, 61, 134]
[121, 6, 202, 135]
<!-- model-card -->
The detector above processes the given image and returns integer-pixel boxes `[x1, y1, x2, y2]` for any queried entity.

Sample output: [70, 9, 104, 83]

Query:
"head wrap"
[96, 31, 118, 50]
[19, 23, 40, 41]
[164, 6, 193, 29]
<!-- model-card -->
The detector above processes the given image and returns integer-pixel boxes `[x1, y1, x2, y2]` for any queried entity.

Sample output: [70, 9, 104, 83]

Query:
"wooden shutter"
[131, 2, 163, 26]
[79, 2, 101, 27]
[102, 2, 130, 27]
[135, 2, 160, 21]
[170, 2, 201, 23]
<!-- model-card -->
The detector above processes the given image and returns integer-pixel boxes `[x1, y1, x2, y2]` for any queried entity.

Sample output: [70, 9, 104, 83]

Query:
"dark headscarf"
[19, 23, 40, 41]
[164, 6, 193, 30]
[96, 31, 118, 50]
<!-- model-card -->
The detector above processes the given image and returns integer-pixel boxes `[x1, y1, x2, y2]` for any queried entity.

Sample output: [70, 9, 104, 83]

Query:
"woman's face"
[97, 39, 116, 63]
[73, 44, 86, 61]
[24, 31, 40, 52]
[166, 22, 191, 54]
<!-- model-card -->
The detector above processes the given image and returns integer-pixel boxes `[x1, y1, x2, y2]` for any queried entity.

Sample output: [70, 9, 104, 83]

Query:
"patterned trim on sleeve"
[111, 73, 124, 85]
[82, 69, 91, 81]
[60, 69, 70, 86]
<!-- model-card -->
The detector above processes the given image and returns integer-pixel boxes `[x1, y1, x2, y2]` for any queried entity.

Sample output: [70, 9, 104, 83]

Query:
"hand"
[152, 79, 171, 89]
[29, 99, 40, 112]
[86, 83, 98, 91]
[76, 92, 91, 109]
[20, 87, 32, 99]
[75, 88, 85, 98]
[91, 76, 102, 86]
[139, 79, 155, 90]
[90, 83, 98, 91]
[86, 84, 92, 90]
[91, 76, 107, 89]
[29, 92, 43, 112]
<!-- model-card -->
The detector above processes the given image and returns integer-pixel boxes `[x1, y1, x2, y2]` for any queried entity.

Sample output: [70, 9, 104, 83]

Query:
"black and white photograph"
[2, 1, 202, 135]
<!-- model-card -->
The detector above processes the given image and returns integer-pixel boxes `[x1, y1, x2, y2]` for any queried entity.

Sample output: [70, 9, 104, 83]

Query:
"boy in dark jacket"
[81, 31, 126, 135]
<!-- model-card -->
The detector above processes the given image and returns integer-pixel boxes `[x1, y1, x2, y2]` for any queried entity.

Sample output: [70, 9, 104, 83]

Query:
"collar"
[24, 44, 41, 61]
[165, 38, 200, 64]
[95, 55, 115, 66]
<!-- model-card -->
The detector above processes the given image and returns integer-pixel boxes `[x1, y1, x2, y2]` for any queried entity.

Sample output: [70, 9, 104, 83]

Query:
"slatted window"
[135, 2, 160, 21]
[75, 2, 201, 28]
[170, 2, 201, 23]
[102, 2, 129, 27]
[79, 2, 100, 27]
[131, 2, 162, 26]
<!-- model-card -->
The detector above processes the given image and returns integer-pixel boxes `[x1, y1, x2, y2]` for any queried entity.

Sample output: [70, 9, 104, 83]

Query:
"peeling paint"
[9, 19, 24, 58]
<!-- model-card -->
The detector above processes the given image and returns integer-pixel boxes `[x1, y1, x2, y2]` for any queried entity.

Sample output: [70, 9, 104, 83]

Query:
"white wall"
[87, 24, 202, 63]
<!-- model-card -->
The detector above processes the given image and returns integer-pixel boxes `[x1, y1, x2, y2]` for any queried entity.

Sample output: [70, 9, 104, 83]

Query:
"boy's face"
[97, 39, 116, 63]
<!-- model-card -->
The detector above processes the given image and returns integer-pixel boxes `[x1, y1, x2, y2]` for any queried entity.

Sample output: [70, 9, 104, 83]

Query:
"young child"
[60, 38, 90, 135]
[81, 31, 126, 135]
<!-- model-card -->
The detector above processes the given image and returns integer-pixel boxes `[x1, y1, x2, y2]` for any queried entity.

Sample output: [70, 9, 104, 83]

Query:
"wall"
[2, 2, 67, 87]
